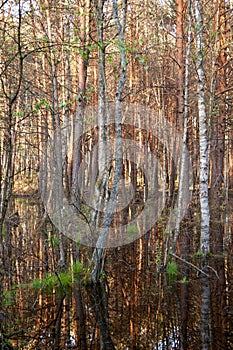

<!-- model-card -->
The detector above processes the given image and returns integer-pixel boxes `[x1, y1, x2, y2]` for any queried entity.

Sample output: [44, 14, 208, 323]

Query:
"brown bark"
[175, 0, 184, 131]
[210, 1, 228, 348]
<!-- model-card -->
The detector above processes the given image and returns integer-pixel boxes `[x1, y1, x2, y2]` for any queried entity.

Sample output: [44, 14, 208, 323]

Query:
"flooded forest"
[0, 0, 233, 349]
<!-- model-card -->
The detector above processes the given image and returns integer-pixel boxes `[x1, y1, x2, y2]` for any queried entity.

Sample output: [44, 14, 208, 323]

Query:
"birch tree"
[195, 0, 210, 256]
[195, 1, 211, 349]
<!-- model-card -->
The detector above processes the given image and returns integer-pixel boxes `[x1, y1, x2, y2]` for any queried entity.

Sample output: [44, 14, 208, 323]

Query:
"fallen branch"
[170, 253, 209, 277]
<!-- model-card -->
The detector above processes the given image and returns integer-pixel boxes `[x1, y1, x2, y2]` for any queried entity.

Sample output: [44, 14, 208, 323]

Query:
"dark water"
[1, 195, 232, 349]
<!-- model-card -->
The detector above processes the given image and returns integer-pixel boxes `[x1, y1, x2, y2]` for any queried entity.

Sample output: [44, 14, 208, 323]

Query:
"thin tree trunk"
[89, 0, 109, 235]
[0, 2, 24, 340]
[174, 2, 192, 348]
[176, 0, 184, 131]
[44, 0, 65, 268]
[71, 0, 89, 209]
[195, 0, 210, 255]
[195, 1, 211, 349]
[91, 0, 128, 283]
[173, 0, 191, 250]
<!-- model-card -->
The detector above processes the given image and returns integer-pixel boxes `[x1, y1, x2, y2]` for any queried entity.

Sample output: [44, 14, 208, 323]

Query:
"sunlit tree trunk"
[176, 0, 184, 131]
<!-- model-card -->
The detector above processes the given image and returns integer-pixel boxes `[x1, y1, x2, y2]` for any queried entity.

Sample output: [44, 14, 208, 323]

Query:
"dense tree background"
[0, 0, 233, 349]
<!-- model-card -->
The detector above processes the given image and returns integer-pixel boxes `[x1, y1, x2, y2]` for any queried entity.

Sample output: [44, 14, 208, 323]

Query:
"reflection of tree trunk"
[73, 247, 87, 350]
[53, 294, 65, 350]
[200, 273, 211, 350]
[74, 281, 87, 350]
[179, 231, 190, 350]
[210, 254, 227, 349]
[87, 282, 115, 350]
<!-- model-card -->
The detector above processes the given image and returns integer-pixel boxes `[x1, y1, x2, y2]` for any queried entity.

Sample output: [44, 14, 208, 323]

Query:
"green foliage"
[50, 235, 60, 249]
[33, 98, 50, 113]
[30, 278, 44, 292]
[13, 111, 23, 117]
[58, 271, 73, 288]
[58, 99, 72, 109]
[83, 266, 91, 285]
[80, 86, 95, 100]
[3, 290, 17, 307]
[138, 56, 148, 64]
[220, 204, 226, 211]
[181, 276, 187, 284]
[45, 274, 58, 292]
[1, 337, 11, 347]
[1, 227, 6, 238]
[76, 47, 89, 60]
[30, 261, 83, 294]
[99, 271, 106, 282]
[195, 211, 201, 225]
[193, 250, 203, 258]
[166, 261, 178, 281]
[127, 225, 139, 237]
[223, 251, 227, 258]
[73, 260, 83, 276]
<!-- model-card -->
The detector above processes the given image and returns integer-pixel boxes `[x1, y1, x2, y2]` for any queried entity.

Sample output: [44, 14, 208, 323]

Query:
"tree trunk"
[91, 0, 127, 283]
[195, 0, 210, 256]
[210, 1, 228, 348]
[44, 0, 65, 268]
[0, 2, 24, 338]
[195, 1, 211, 349]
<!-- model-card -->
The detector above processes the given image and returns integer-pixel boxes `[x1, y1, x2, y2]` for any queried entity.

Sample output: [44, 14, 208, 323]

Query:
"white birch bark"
[195, 2, 212, 349]
[195, 0, 210, 256]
